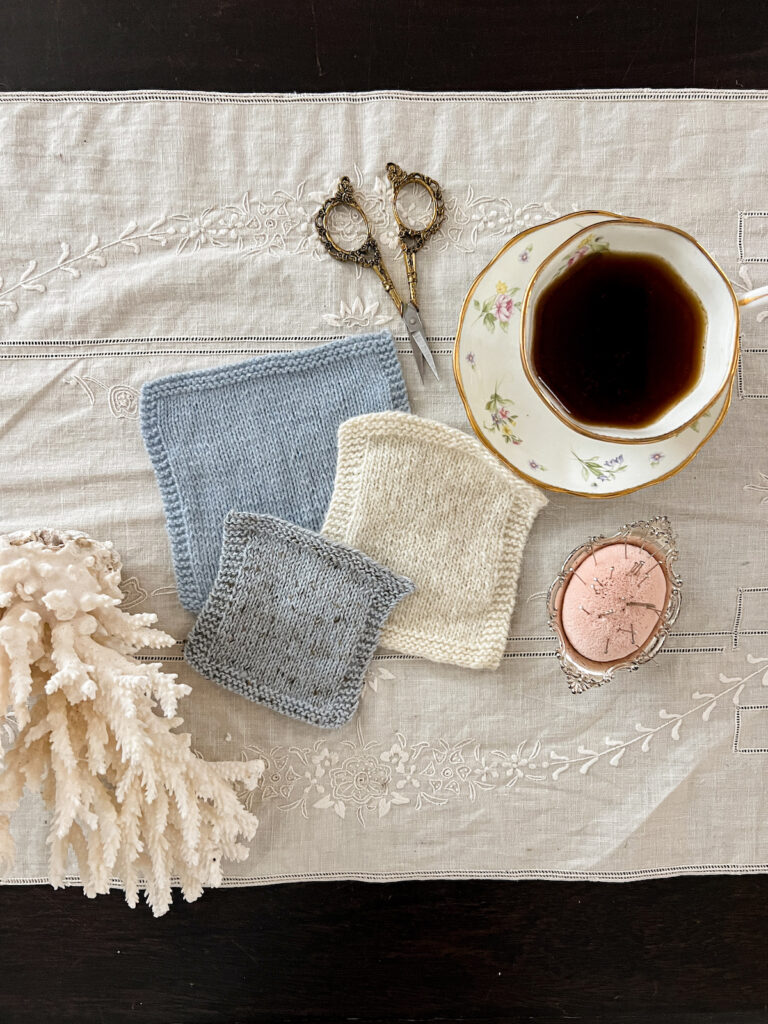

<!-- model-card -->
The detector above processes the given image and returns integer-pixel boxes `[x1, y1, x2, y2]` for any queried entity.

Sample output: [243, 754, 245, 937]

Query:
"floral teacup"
[520, 218, 768, 444]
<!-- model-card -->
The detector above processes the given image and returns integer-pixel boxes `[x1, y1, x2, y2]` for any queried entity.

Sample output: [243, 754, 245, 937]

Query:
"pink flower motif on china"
[494, 293, 515, 322]
[569, 246, 591, 267]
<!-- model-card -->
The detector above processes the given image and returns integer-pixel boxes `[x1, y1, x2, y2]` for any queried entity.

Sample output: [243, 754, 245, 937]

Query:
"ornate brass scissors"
[314, 163, 445, 381]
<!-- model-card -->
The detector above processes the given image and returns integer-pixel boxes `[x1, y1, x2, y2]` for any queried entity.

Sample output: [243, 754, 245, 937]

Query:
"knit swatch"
[140, 331, 409, 611]
[185, 512, 414, 728]
[322, 411, 548, 670]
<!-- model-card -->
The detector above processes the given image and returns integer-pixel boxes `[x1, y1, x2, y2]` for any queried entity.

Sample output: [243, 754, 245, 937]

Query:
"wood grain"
[2, 1, 768, 1021]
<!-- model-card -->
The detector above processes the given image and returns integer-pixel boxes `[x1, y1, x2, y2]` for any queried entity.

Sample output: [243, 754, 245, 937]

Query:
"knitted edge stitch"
[139, 331, 409, 612]
[184, 512, 415, 728]
[322, 411, 547, 670]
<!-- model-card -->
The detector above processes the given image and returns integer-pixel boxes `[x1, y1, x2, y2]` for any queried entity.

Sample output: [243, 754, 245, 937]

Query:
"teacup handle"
[739, 285, 768, 308]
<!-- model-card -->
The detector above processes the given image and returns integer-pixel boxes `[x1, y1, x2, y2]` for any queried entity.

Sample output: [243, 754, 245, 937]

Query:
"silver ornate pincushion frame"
[546, 517, 682, 694]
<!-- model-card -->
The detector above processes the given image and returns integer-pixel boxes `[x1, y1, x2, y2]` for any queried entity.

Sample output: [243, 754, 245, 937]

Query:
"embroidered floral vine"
[238, 656, 768, 827]
[0, 168, 559, 318]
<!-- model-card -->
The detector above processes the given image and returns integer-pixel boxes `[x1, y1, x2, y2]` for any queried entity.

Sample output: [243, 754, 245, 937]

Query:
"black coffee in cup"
[531, 251, 706, 429]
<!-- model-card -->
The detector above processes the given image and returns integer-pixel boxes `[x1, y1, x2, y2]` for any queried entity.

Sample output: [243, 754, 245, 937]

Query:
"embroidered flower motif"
[331, 754, 391, 806]
[119, 576, 148, 609]
[107, 384, 139, 419]
[322, 296, 393, 330]
[381, 742, 410, 768]
[311, 747, 339, 771]
[65, 375, 139, 420]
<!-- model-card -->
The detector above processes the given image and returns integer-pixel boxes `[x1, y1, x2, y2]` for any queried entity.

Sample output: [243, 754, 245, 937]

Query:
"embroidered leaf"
[0, 300, 18, 315]
[59, 266, 81, 278]
[58, 242, 71, 264]
[19, 260, 37, 283]
[577, 745, 598, 756]
[604, 737, 624, 747]
[21, 282, 45, 293]
[658, 710, 678, 719]
[120, 240, 141, 254]
[148, 215, 167, 232]
[84, 235, 99, 254]
[549, 751, 569, 762]
[335, 801, 346, 820]
[87, 252, 107, 267]
[378, 798, 391, 818]
[732, 684, 745, 705]
[635, 724, 654, 733]
[692, 691, 715, 700]
[670, 719, 683, 740]
[609, 747, 626, 767]
[746, 654, 768, 664]
[552, 763, 570, 780]
[719, 674, 744, 684]
[119, 221, 138, 239]
[390, 792, 409, 805]
[641, 734, 654, 753]
[702, 701, 717, 721]
[579, 757, 599, 774]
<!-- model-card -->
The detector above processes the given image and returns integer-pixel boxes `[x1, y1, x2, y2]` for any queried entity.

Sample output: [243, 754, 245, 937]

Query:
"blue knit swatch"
[184, 512, 414, 728]
[140, 331, 409, 611]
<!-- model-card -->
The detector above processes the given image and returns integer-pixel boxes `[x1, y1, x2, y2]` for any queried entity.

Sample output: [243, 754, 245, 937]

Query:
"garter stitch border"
[139, 331, 409, 611]
[184, 512, 414, 729]
[322, 411, 548, 670]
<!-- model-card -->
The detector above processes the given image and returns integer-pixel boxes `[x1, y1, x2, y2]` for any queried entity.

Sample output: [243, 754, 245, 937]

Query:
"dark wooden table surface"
[1, 2, 768, 1022]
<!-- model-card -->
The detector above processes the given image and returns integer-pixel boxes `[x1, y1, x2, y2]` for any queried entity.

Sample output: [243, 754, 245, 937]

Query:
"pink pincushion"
[560, 542, 668, 662]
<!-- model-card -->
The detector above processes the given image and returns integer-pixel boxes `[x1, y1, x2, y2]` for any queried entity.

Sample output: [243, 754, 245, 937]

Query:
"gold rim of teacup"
[518, 217, 740, 445]
[452, 210, 734, 499]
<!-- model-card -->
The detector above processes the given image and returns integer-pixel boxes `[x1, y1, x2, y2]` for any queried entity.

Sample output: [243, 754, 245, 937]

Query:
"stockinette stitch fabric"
[322, 411, 548, 670]
[184, 512, 414, 729]
[140, 330, 409, 611]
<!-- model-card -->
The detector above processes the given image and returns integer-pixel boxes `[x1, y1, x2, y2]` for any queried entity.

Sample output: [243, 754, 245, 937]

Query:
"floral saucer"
[453, 211, 732, 498]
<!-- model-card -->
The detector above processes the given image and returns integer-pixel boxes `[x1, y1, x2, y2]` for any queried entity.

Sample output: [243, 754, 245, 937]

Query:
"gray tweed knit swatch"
[140, 331, 409, 612]
[184, 512, 415, 729]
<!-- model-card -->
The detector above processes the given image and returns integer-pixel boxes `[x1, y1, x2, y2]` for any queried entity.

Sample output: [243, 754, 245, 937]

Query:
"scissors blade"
[401, 303, 439, 382]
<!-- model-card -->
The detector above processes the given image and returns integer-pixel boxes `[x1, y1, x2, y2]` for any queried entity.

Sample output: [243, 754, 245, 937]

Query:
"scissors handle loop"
[386, 163, 446, 254]
[314, 177, 404, 314]
[386, 163, 445, 305]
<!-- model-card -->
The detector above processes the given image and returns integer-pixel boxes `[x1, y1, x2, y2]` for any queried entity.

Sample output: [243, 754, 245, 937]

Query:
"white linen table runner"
[2, 90, 768, 885]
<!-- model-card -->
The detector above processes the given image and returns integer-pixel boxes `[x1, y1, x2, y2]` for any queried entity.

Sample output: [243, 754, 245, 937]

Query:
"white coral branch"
[0, 529, 263, 916]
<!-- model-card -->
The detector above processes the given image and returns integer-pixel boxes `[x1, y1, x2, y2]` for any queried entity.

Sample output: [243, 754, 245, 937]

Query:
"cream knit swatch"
[322, 412, 547, 670]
